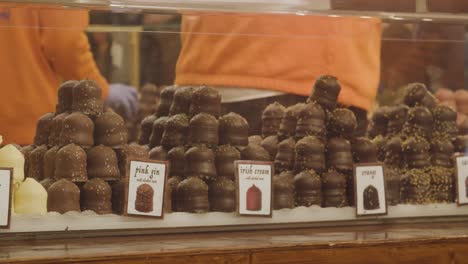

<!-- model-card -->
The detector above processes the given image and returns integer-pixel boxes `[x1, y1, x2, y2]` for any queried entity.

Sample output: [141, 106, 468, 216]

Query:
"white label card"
[354, 164, 387, 216]
[126, 160, 167, 218]
[455, 156, 468, 205]
[235, 161, 273, 217]
[0, 169, 12, 228]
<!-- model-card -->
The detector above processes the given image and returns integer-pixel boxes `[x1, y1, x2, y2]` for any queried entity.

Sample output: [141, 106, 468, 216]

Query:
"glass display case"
[0, 0, 468, 240]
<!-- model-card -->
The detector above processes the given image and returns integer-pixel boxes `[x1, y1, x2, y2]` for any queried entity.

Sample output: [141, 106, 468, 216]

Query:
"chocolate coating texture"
[384, 166, 400, 205]
[55, 143, 88, 182]
[327, 137, 353, 172]
[274, 138, 296, 173]
[430, 139, 454, 168]
[219, 112, 249, 147]
[161, 114, 189, 149]
[402, 137, 430, 169]
[115, 144, 150, 178]
[368, 106, 388, 138]
[176, 176, 209, 213]
[372, 135, 387, 162]
[273, 174, 295, 210]
[60, 112, 94, 147]
[34, 113, 54, 146]
[167, 176, 182, 211]
[328, 108, 357, 139]
[47, 179, 81, 214]
[138, 115, 157, 145]
[262, 102, 286, 137]
[215, 145, 240, 179]
[296, 103, 326, 141]
[453, 135, 468, 153]
[400, 168, 430, 204]
[402, 106, 433, 139]
[308, 75, 341, 111]
[81, 178, 112, 214]
[404, 83, 436, 108]
[87, 145, 120, 181]
[278, 103, 305, 140]
[386, 105, 408, 136]
[94, 109, 128, 147]
[241, 143, 270, 161]
[188, 113, 219, 147]
[352, 137, 378, 163]
[28, 145, 48, 181]
[44, 146, 59, 179]
[384, 136, 403, 167]
[169, 86, 194, 115]
[185, 145, 217, 182]
[156, 85, 177, 117]
[167, 146, 186, 177]
[294, 170, 321, 207]
[294, 136, 325, 173]
[149, 116, 168, 148]
[149, 146, 168, 161]
[189, 86, 221, 117]
[248, 135, 263, 146]
[261, 135, 279, 159]
[209, 177, 236, 212]
[48, 112, 69, 147]
[40, 177, 55, 191]
[322, 170, 348, 207]
[433, 105, 458, 140]
[71, 80, 103, 116]
[56, 80, 77, 114]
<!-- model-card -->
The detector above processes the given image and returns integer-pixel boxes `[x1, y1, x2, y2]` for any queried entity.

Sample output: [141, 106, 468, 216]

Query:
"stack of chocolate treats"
[25, 80, 148, 215]
[140, 85, 246, 213]
[368, 83, 456, 204]
[257, 75, 369, 209]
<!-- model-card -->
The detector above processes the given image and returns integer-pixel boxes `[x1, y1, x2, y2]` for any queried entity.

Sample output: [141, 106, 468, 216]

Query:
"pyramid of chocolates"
[25, 80, 138, 215]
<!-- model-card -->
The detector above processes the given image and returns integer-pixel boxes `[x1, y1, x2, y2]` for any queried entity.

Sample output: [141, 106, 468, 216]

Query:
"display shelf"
[3, 203, 468, 237]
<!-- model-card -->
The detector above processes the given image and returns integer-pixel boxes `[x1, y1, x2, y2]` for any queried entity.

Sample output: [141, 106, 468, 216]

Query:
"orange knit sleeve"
[39, 8, 109, 99]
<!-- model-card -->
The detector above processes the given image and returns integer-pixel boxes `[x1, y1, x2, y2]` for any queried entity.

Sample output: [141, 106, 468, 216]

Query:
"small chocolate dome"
[274, 138, 295, 173]
[322, 170, 348, 208]
[168, 146, 185, 177]
[278, 103, 305, 140]
[47, 179, 81, 214]
[188, 113, 219, 147]
[115, 144, 150, 177]
[48, 112, 69, 147]
[261, 135, 279, 159]
[55, 143, 87, 182]
[294, 170, 321, 207]
[328, 108, 357, 138]
[156, 85, 177, 117]
[273, 174, 295, 210]
[138, 115, 157, 145]
[167, 176, 182, 211]
[56, 80, 77, 114]
[372, 135, 387, 162]
[294, 136, 325, 173]
[44, 146, 59, 179]
[185, 145, 217, 182]
[81, 178, 112, 214]
[308, 75, 341, 111]
[71, 80, 103, 116]
[402, 137, 430, 169]
[215, 145, 240, 179]
[94, 109, 128, 147]
[262, 102, 286, 137]
[176, 176, 209, 213]
[327, 137, 353, 172]
[386, 105, 408, 136]
[219, 112, 249, 147]
[241, 143, 270, 161]
[28, 145, 48, 181]
[87, 145, 120, 181]
[368, 106, 389, 138]
[148, 116, 169, 148]
[60, 112, 94, 147]
[189, 86, 222, 117]
[40, 177, 55, 191]
[209, 177, 236, 212]
[169, 86, 194, 116]
[161, 114, 189, 149]
[149, 146, 168, 161]
[351, 137, 377, 163]
[404, 83, 428, 107]
[430, 139, 454, 168]
[248, 135, 263, 146]
[384, 136, 403, 167]
[296, 103, 326, 140]
[34, 113, 54, 146]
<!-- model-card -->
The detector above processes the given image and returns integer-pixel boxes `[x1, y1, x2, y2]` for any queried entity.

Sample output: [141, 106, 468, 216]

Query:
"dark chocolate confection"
[431, 139, 454, 168]
[21, 145, 35, 177]
[148, 116, 169, 148]
[160, 114, 189, 149]
[294, 136, 325, 173]
[48, 112, 69, 147]
[189, 86, 222, 117]
[402, 137, 430, 169]
[55, 143, 87, 182]
[400, 168, 430, 204]
[215, 145, 240, 180]
[429, 167, 454, 203]
[71, 80, 103, 116]
[28, 145, 47, 181]
[87, 145, 120, 181]
[40, 177, 55, 191]
[372, 135, 386, 162]
[363, 185, 380, 210]
[56, 80, 77, 114]
[386, 105, 408, 136]
[219, 112, 249, 147]
[308, 75, 341, 111]
[453, 135, 468, 153]
[44, 146, 59, 179]
[432, 105, 458, 140]
[185, 145, 217, 182]
[60, 112, 94, 147]
[34, 112, 54, 146]
[458, 118, 468, 135]
[149, 146, 168, 161]
[384, 166, 400, 205]
[176, 176, 209, 213]
[241, 143, 270, 161]
[262, 102, 286, 137]
[261, 135, 278, 159]
[156, 85, 177, 117]
[111, 180, 126, 214]
[328, 108, 357, 138]
[273, 174, 295, 210]
[322, 170, 348, 207]
[81, 178, 112, 214]
[278, 103, 305, 140]
[115, 144, 150, 178]
[384, 136, 403, 167]
[169, 86, 194, 115]
[188, 113, 219, 147]
[294, 170, 321, 207]
[352, 137, 378, 163]
[248, 135, 263, 146]
[402, 106, 433, 139]
[164, 180, 172, 213]
[167, 146, 186, 177]
[274, 138, 296, 173]
[94, 109, 128, 147]
[209, 177, 236, 212]
[368, 106, 388, 138]
[138, 115, 157, 145]
[403, 83, 430, 107]
[167, 176, 182, 212]
[135, 183, 154, 213]
[327, 137, 353, 172]
[296, 103, 326, 141]
[48, 179, 81, 214]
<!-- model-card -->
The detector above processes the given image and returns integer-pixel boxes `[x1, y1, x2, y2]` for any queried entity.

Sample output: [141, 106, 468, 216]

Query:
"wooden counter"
[2, 222, 468, 264]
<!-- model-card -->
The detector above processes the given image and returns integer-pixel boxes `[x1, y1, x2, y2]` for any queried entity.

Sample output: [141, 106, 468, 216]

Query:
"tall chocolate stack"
[140, 85, 245, 213]
[25, 80, 148, 215]
[258, 75, 366, 209]
[368, 83, 456, 204]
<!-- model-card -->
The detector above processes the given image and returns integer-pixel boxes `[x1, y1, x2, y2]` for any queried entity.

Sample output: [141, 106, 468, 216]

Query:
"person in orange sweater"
[0, 6, 137, 145]
[176, 13, 381, 135]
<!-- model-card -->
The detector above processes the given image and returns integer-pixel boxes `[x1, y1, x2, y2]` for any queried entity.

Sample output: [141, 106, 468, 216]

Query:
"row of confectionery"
[2, 74, 467, 216]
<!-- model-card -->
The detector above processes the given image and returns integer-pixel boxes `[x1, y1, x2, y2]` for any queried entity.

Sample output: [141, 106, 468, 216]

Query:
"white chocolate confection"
[0, 144, 25, 186]
[14, 178, 48, 214]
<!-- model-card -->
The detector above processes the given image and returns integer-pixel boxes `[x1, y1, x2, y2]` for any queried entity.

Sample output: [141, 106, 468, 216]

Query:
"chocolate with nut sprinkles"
[453, 135, 468, 153]
[56, 80, 77, 114]
[261, 135, 279, 159]
[209, 177, 236, 212]
[169, 86, 194, 116]
[308, 75, 341, 111]
[322, 170, 348, 208]
[402, 106, 433, 139]
[149, 146, 168, 161]
[148, 116, 169, 148]
[351, 137, 377, 163]
[81, 178, 112, 214]
[262, 102, 285, 137]
[47, 179, 81, 214]
[94, 109, 128, 147]
[278, 103, 305, 140]
[294, 136, 325, 173]
[372, 135, 386, 162]
[44, 146, 59, 179]
[87, 145, 120, 181]
[384, 136, 403, 167]
[55, 143, 88, 182]
[185, 145, 217, 182]
[156, 85, 177, 117]
[328, 108, 357, 139]
[189, 86, 222, 117]
[219, 112, 249, 147]
[60, 112, 94, 147]
[384, 166, 400, 205]
[248, 135, 263, 146]
[34, 113, 54, 146]
[48, 112, 69, 147]
[433, 105, 458, 140]
[273, 174, 295, 210]
[295, 102, 326, 141]
[176, 176, 209, 213]
[403, 83, 430, 107]
[28, 145, 48, 181]
[161, 114, 189, 149]
[429, 166, 454, 203]
[71, 80, 103, 116]
[274, 138, 296, 173]
[431, 139, 454, 168]
[368, 106, 388, 138]
[386, 105, 408, 136]
[400, 168, 430, 204]
[188, 113, 219, 147]
[215, 145, 240, 180]
[294, 170, 321, 207]
[402, 137, 430, 169]
[167, 146, 185, 177]
[138, 115, 157, 145]
[241, 143, 270, 161]
[327, 137, 353, 172]
[167, 176, 182, 211]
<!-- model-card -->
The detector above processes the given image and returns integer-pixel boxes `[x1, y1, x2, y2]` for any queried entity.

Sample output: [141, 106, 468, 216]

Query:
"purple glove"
[106, 83, 138, 120]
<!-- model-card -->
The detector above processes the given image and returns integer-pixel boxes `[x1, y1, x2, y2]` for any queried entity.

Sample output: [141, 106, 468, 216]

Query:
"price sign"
[354, 163, 387, 216]
[0, 168, 12, 228]
[455, 155, 468, 206]
[125, 159, 168, 218]
[235, 160, 273, 217]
